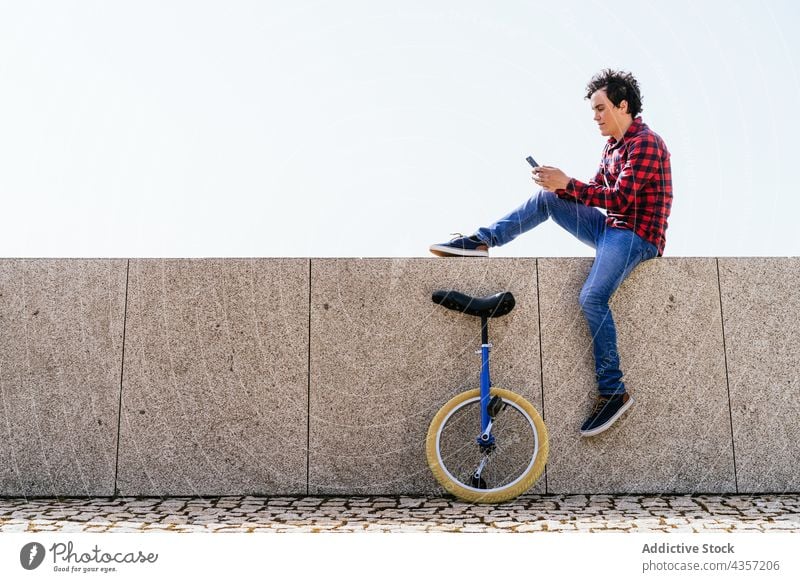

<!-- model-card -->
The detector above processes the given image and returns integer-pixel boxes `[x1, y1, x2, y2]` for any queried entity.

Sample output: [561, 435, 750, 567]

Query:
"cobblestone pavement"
[1, 495, 798, 533]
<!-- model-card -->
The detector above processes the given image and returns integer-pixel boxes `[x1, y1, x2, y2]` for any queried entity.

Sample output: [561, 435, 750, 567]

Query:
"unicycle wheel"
[426, 387, 548, 503]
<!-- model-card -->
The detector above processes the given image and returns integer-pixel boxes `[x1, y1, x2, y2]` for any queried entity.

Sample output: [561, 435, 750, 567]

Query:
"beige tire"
[426, 387, 548, 503]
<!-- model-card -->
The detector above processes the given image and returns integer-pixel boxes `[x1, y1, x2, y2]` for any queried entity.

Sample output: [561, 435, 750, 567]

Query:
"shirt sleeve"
[554, 145, 608, 200]
[563, 135, 663, 212]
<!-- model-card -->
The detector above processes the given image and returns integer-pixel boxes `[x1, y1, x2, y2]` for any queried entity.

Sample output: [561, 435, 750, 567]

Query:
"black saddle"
[432, 289, 516, 318]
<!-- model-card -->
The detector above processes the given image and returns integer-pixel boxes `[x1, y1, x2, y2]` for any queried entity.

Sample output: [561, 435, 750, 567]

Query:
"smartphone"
[526, 156, 539, 168]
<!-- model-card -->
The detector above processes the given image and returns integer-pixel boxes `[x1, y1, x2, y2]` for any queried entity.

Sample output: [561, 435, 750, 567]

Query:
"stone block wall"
[1, 258, 797, 496]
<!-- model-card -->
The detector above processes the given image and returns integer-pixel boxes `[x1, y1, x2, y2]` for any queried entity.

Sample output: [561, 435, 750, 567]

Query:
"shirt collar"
[607, 116, 643, 145]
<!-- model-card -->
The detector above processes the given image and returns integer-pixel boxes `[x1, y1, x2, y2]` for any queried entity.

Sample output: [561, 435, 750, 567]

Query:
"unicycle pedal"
[487, 395, 505, 419]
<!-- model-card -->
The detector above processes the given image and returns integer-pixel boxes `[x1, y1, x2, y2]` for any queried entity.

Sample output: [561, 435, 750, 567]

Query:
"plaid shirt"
[556, 117, 672, 256]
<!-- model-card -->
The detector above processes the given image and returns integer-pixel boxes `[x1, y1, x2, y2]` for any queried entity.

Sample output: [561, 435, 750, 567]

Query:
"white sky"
[1, 0, 798, 258]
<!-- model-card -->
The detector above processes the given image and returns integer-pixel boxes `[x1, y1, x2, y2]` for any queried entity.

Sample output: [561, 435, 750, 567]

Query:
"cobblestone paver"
[1, 495, 798, 533]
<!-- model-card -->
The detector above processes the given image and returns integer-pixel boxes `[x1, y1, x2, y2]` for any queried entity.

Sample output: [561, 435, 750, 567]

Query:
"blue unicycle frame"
[477, 316, 496, 447]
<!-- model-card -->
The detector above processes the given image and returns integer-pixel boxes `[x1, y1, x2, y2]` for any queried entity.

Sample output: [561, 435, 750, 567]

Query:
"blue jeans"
[474, 190, 659, 396]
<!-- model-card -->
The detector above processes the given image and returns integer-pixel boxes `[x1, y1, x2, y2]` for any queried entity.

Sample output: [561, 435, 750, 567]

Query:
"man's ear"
[619, 99, 629, 115]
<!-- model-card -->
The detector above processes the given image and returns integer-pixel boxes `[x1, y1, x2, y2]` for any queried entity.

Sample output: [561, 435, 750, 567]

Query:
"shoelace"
[449, 232, 465, 241]
[589, 396, 611, 415]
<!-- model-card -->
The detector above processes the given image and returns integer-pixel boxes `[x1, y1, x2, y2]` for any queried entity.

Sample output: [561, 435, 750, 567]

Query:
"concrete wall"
[1, 258, 798, 496]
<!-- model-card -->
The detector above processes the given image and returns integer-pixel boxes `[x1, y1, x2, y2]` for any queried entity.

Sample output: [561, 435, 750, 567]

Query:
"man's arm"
[554, 153, 606, 199]
[533, 145, 608, 197]
[564, 135, 664, 213]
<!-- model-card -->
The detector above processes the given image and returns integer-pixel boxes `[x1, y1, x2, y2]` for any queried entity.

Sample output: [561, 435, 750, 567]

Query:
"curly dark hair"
[585, 69, 643, 118]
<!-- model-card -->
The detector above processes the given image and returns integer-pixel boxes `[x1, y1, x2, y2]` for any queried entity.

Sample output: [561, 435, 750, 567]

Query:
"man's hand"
[532, 166, 570, 191]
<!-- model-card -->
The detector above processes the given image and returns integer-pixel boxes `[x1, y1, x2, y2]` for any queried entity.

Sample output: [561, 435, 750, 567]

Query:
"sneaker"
[580, 393, 634, 437]
[429, 233, 489, 257]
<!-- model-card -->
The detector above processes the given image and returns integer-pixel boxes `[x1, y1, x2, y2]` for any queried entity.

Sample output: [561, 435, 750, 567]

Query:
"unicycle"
[426, 289, 549, 503]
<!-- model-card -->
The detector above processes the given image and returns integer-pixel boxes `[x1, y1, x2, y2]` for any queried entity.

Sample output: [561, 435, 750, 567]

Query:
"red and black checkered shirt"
[556, 117, 672, 256]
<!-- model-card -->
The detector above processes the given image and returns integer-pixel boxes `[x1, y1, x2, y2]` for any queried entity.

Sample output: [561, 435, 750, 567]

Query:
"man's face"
[590, 88, 630, 138]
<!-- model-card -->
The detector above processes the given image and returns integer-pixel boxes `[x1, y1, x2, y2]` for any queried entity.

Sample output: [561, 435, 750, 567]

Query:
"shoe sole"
[429, 244, 489, 257]
[579, 395, 634, 437]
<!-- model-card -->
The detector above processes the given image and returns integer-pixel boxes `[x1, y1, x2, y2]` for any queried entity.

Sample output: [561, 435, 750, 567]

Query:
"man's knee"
[536, 189, 558, 215]
[578, 287, 610, 311]
[539, 189, 558, 204]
